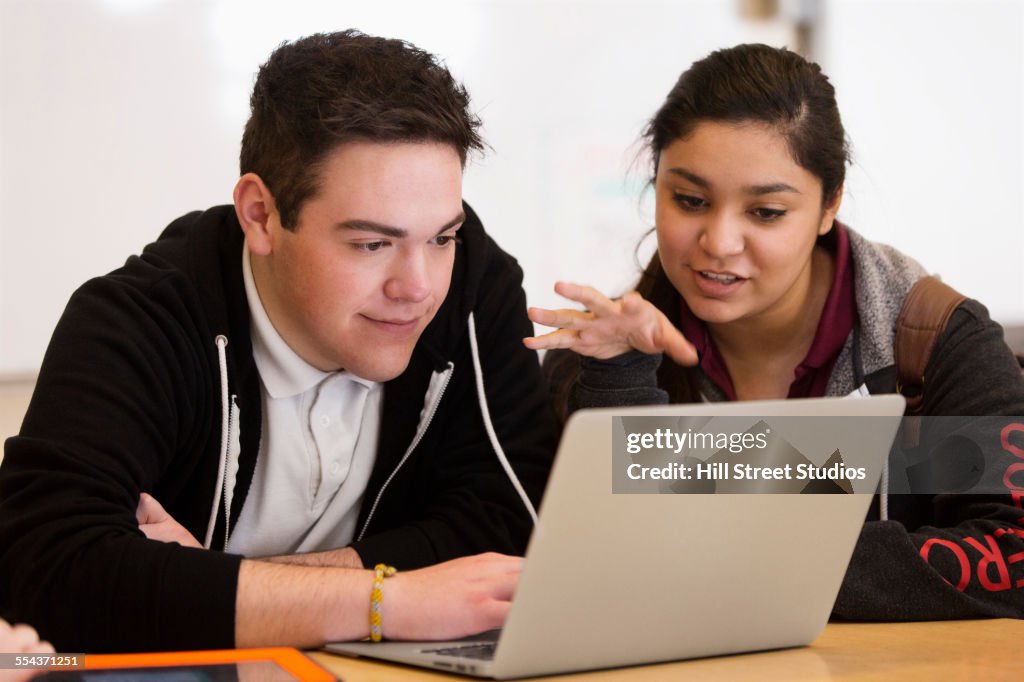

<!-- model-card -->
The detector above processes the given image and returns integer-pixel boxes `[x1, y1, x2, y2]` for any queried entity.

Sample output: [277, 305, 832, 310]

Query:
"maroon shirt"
[677, 224, 855, 400]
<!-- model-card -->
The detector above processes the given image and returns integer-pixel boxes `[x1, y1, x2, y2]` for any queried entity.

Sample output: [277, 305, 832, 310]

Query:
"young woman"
[526, 44, 1024, 620]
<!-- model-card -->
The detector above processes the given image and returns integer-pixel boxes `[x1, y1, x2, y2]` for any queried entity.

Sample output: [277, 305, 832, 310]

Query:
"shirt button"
[320, 416, 330, 427]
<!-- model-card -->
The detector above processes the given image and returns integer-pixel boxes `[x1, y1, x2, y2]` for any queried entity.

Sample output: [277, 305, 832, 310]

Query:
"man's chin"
[344, 351, 416, 383]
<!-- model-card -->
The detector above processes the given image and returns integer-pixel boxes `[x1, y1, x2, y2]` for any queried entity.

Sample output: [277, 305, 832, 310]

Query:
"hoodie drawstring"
[215, 310, 539, 546]
[467, 312, 539, 524]
[357, 312, 539, 540]
[204, 335, 231, 549]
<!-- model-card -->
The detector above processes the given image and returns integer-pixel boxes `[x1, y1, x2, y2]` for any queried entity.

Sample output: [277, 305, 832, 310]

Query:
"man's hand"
[136, 492, 202, 548]
[235, 552, 521, 647]
[524, 281, 698, 366]
[383, 553, 521, 641]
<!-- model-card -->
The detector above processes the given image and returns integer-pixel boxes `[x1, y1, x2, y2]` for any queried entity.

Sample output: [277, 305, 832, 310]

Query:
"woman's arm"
[836, 300, 1024, 620]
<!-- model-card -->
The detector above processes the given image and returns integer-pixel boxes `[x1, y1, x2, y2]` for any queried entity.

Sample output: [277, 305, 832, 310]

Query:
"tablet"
[31, 648, 335, 682]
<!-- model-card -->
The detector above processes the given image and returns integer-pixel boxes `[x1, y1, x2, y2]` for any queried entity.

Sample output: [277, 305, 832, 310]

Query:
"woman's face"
[654, 120, 840, 330]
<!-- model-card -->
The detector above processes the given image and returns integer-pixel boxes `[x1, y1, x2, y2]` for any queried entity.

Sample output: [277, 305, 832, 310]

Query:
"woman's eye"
[673, 193, 707, 211]
[751, 208, 787, 222]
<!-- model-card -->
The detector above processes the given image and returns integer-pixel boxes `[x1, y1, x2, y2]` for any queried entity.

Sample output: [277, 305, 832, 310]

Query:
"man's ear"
[233, 173, 277, 256]
[818, 184, 843, 236]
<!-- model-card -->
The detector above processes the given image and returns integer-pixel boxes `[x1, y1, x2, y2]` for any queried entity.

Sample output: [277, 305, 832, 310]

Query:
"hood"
[825, 226, 929, 396]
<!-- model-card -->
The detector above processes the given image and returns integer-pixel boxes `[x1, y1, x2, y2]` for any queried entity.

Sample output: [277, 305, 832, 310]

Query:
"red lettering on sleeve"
[994, 526, 1024, 540]
[1002, 423, 1024, 459]
[1007, 552, 1024, 589]
[992, 527, 1024, 589]
[963, 536, 1011, 592]
[920, 538, 971, 591]
[1007, 548, 1024, 585]
[1004, 463, 1024, 493]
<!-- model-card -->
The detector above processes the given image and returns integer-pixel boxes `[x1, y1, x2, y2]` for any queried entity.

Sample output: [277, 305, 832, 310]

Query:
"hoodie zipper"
[222, 394, 239, 547]
[356, 362, 455, 542]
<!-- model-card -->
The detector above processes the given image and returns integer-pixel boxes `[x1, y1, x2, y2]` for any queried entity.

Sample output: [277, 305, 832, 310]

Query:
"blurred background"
[0, 0, 1021, 395]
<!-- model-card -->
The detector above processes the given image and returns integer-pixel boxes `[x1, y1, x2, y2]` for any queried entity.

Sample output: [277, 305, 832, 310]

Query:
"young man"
[0, 31, 557, 652]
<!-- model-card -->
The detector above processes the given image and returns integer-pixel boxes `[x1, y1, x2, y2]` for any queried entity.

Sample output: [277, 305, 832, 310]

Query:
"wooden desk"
[309, 619, 1023, 681]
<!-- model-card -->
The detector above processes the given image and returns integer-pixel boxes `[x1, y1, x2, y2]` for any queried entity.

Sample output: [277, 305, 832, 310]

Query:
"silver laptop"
[326, 395, 905, 678]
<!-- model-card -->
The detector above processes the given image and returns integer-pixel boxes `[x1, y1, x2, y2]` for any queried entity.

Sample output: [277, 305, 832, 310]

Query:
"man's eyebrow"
[666, 167, 801, 196]
[337, 211, 466, 238]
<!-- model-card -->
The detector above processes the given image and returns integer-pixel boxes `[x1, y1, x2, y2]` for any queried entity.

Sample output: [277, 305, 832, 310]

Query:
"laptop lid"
[327, 395, 905, 679]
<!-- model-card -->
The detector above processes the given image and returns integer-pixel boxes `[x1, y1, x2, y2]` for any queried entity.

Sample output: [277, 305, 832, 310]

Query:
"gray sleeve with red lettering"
[833, 301, 1024, 620]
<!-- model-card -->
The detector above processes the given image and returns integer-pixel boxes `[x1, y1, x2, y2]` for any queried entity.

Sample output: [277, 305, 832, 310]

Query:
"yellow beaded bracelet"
[369, 563, 397, 642]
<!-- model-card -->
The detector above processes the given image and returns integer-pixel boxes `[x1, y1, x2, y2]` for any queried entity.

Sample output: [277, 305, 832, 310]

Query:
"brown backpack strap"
[894, 276, 967, 416]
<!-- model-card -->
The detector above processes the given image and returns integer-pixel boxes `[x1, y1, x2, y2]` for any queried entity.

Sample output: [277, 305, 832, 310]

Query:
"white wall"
[822, 0, 1024, 317]
[1, 0, 1021, 376]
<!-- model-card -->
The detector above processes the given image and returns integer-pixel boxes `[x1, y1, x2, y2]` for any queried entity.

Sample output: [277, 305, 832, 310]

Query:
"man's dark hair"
[240, 30, 484, 229]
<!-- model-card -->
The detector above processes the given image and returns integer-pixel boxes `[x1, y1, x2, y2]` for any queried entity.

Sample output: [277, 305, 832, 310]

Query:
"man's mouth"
[372, 317, 419, 326]
[360, 314, 424, 335]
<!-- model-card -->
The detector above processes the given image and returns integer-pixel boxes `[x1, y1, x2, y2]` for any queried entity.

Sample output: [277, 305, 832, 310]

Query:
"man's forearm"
[235, 559, 373, 647]
[260, 546, 363, 568]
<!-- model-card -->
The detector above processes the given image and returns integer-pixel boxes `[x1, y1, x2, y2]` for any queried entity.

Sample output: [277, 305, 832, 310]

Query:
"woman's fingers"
[523, 328, 581, 350]
[527, 306, 593, 329]
[661, 325, 699, 366]
[530, 283, 622, 332]
[552, 281, 620, 317]
[619, 291, 646, 313]
[527, 283, 695, 363]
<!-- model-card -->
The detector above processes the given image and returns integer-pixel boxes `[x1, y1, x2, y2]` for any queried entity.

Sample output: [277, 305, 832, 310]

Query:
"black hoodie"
[0, 203, 558, 652]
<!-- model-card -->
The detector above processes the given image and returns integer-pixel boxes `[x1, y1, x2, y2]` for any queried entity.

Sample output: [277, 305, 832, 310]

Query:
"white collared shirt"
[225, 243, 382, 557]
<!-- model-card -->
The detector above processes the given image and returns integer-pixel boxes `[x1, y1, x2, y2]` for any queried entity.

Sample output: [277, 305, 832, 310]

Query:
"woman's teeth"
[700, 271, 739, 284]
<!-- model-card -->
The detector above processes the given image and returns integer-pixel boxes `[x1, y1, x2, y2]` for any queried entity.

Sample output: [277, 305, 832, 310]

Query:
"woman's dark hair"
[240, 30, 484, 229]
[643, 43, 848, 204]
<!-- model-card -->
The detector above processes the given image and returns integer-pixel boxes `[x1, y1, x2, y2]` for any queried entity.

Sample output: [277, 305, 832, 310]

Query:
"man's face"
[250, 141, 464, 381]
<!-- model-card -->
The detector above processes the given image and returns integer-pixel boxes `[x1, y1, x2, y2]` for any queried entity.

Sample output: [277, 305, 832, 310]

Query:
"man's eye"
[432, 235, 461, 247]
[355, 241, 387, 253]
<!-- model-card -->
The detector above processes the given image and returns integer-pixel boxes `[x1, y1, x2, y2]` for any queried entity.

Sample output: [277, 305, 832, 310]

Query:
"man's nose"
[383, 253, 430, 303]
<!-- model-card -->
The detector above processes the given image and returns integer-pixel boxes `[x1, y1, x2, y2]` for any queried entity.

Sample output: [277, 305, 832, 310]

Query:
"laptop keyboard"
[422, 643, 497, 661]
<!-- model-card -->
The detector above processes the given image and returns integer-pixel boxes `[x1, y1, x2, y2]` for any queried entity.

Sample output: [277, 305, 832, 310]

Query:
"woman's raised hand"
[523, 281, 698, 366]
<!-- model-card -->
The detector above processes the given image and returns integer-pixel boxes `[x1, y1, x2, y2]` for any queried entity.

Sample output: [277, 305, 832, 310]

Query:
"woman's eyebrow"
[666, 167, 800, 196]
[665, 167, 709, 188]
[745, 182, 801, 196]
